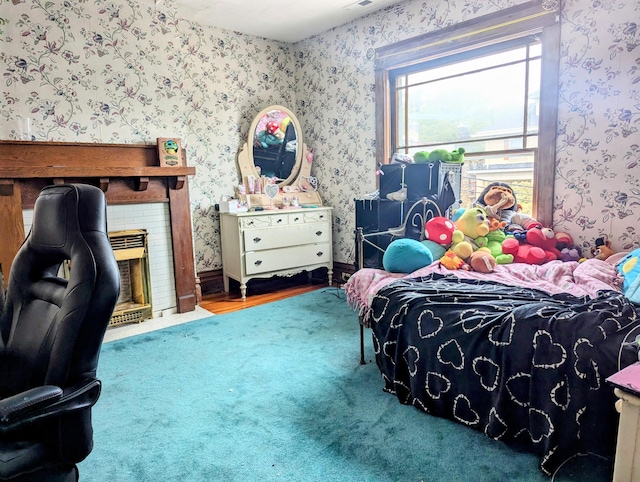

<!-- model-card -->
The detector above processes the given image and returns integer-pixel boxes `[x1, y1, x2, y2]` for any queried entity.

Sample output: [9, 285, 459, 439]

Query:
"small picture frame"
[157, 137, 184, 167]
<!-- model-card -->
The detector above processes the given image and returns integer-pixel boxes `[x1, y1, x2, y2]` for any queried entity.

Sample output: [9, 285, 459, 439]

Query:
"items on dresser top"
[220, 207, 333, 300]
[218, 199, 248, 213]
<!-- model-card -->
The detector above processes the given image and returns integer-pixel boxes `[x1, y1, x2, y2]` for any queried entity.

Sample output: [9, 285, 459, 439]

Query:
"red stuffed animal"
[502, 226, 560, 264]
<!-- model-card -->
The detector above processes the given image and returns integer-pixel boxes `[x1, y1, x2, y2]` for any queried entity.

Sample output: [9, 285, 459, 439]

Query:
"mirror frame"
[245, 105, 303, 187]
[237, 105, 324, 208]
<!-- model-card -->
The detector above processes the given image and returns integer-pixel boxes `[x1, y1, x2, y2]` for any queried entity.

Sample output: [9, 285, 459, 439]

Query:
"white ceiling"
[173, 0, 401, 43]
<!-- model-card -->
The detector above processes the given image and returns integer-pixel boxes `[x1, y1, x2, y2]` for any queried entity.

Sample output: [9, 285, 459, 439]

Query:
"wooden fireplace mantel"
[0, 140, 198, 313]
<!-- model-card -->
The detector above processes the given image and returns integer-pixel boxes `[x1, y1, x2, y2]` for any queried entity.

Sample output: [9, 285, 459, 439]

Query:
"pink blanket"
[344, 259, 624, 315]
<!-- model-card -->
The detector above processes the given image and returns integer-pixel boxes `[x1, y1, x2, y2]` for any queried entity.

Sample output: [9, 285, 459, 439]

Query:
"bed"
[345, 199, 640, 476]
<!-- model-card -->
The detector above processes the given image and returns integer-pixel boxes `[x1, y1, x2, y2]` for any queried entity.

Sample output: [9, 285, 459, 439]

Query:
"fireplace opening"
[109, 229, 152, 327]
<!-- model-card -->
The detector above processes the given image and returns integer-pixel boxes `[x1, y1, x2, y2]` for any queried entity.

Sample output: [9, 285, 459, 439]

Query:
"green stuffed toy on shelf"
[414, 147, 465, 164]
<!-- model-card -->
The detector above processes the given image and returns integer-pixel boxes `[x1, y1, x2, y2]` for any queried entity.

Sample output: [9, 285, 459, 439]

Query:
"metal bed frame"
[355, 197, 442, 364]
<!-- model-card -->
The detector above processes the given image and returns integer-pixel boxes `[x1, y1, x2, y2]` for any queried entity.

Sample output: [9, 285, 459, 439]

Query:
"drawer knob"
[253, 237, 261, 243]
[316, 231, 322, 236]
[294, 217, 300, 222]
[316, 251, 323, 257]
[254, 260, 263, 266]
[277, 218, 282, 223]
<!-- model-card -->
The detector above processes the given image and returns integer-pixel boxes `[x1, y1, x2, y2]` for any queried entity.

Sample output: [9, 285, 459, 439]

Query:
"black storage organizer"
[354, 199, 415, 270]
[354, 161, 462, 270]
[379, 162, 441, 201]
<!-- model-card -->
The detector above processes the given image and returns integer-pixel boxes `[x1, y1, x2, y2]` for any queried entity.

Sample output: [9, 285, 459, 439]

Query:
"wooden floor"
[199, 274, 331, 315]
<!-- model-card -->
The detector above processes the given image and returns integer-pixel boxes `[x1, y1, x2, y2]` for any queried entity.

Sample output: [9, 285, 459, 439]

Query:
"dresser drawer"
[304, 211, 330, 223]
[243, 222, 330, 251]
[240, 214, 288, 229]
[245, 242, 331, 275]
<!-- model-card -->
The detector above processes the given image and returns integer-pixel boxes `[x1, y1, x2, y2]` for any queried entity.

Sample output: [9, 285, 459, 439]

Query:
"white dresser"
[220, 207, 333, 299]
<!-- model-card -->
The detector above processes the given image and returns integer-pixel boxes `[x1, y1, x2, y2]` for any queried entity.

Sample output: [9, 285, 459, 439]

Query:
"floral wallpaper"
[2, 0, 640, 276]
[0, 0, 296, 273]
[554, 0, 640, 253]
[295, 0, 530, 264]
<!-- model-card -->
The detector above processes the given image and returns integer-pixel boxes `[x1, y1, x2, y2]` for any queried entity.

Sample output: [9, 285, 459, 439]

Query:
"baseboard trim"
[197, 262, 354, 296]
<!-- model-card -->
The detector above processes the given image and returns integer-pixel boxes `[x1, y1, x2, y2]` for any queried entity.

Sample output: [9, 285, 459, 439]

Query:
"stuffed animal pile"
[382, 181, 600, 274]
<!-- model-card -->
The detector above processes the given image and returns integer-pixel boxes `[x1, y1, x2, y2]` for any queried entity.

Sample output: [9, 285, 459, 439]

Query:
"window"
[375, 2, 560, 226]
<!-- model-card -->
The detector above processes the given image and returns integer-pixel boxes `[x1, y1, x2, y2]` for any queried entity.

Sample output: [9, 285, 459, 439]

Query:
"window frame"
[374, 1, 560, 227]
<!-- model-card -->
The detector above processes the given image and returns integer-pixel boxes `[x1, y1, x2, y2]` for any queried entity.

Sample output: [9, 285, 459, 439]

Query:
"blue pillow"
[383, 238, 434, 273]
[421, 239, 447, 260]
[617, 248, 640, 304]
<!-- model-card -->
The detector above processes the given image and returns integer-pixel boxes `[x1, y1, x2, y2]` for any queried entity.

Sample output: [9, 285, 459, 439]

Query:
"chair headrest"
[30, 184, 107, 258]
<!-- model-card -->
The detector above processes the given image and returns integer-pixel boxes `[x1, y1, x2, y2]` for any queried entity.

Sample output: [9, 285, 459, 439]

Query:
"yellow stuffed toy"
[440, 249, 469, 270]
[441, 207, 497, 272]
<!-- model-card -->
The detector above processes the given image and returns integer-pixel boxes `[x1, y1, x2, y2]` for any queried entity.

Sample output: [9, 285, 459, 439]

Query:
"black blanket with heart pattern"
[366, 273, 640, 476]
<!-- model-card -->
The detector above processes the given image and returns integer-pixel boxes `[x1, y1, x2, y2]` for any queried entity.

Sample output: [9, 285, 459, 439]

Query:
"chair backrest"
[0, 184, 120, 398]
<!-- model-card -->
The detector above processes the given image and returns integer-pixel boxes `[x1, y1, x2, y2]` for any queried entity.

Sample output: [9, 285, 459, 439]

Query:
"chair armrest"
[0, 385, 63, 424]
[0, 379, 101, 433]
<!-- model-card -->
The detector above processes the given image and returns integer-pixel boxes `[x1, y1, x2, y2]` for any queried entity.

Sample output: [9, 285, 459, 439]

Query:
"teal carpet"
[78, 288, 611, 481]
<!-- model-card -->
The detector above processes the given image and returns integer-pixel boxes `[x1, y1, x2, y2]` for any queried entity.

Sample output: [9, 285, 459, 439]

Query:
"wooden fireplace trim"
[0, 140, 198, 313]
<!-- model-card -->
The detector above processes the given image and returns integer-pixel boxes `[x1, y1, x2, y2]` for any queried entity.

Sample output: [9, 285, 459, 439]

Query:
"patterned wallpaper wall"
[2, 0, 640, 274]
[0, 0, 296, 273]
[555, 0, 640, 252]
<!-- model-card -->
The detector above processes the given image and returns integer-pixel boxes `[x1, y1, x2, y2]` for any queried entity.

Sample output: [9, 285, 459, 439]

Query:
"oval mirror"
[246, 105, 302, 186]
[236, 105, 323, 208]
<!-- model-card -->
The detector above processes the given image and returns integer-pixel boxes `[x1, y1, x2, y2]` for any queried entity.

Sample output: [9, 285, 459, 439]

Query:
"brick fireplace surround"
[0, 141, 197, 314]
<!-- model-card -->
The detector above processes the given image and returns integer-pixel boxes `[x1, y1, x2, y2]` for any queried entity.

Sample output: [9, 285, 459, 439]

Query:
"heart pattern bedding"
[364, 273, 640, 475]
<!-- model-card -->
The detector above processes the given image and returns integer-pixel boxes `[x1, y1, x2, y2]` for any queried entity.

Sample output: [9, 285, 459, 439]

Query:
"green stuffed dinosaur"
[414, 147, 465, 164]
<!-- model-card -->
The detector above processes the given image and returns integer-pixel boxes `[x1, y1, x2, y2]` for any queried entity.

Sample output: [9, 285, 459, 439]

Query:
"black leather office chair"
[0, 184, 120, 481]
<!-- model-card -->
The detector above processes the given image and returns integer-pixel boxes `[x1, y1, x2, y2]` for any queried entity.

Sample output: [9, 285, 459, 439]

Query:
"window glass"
[461, 152, 535, 214]
[405, 46, 529, 86]
[400, 62, 528, 147]
[396, 88, 406, 147]
[527, 58, 542, 136]
[392, 39, 541, 208]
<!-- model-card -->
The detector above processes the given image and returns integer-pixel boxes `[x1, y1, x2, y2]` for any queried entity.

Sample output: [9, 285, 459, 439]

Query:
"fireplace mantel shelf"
[0, 166, 195, 192]
[0, 166, 195, 178]
[0, 140, 198, 314]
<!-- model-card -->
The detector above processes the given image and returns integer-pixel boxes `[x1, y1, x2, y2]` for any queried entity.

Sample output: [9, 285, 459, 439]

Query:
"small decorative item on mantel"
[157, 137, 185, 167]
